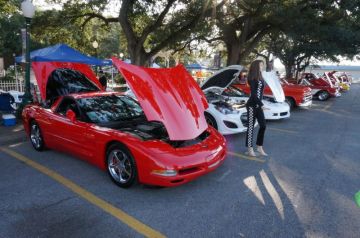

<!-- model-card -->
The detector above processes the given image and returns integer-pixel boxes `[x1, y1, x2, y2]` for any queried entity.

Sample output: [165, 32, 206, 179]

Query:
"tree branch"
[147, 0, 226, 58]
[69, 13, 118, 27]
[119, 0, 137, 47]
[139, 0, 177, 44]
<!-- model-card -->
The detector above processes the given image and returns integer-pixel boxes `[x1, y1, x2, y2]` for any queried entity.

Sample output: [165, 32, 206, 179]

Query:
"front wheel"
[106, 144, 137, 188]
[30, 121, 44, 151]
[285, 97, 296, 109]
[317, 91, 330, 101]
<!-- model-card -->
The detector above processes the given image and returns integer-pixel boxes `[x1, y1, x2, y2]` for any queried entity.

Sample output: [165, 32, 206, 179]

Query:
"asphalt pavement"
[1, 84, 360, 238]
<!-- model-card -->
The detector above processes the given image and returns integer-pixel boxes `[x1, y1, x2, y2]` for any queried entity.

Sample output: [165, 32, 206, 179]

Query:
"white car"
[203, 88, 253, 134]
[200, 66, 289, 134]
[200, 66, 257, 135]
[221, 86, 290, 120]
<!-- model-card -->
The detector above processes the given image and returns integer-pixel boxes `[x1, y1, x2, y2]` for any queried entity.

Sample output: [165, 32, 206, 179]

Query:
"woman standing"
[245, 60, 268, 157]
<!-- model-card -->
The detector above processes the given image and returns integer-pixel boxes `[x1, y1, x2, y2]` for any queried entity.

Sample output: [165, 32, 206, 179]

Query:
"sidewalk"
[0, 123, 27, 146]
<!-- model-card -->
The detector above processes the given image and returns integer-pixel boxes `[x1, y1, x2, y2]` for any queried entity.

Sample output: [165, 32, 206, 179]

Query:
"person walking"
[245, 60, 268, 157]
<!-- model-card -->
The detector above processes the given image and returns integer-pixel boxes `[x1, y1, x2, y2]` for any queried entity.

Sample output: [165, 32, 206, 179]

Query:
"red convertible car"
[22, 59, 226, 188]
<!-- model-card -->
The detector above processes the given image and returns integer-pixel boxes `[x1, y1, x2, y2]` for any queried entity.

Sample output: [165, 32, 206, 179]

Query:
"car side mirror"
[66, 109, 76, 122]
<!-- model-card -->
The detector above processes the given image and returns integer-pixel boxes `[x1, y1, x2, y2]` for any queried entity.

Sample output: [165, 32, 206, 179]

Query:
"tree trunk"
[226, 42, 241, 65]
[284, 64, 293, 79]
[128, 45, 150, 66]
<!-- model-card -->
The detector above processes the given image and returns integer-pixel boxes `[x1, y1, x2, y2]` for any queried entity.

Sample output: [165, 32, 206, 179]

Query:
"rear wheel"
[30, 121, 44, 151]
[205, 113, 218, 130]
[285, 97, 296, 109]
[317, 91, 330, 101]
[106, 143, 137, 188]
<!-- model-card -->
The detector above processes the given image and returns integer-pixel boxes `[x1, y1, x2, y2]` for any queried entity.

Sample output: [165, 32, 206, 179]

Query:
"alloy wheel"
[30, 123, 42, 150]
[107, 150, 132, 184]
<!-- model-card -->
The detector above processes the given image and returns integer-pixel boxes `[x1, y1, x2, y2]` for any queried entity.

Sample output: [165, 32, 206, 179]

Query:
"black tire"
[285, 97, 296, 109]
[205, 112, 218, 130]
[30, 121, 45, 151]
[317, 90, 330, 101]
[106, 143, 137, 188]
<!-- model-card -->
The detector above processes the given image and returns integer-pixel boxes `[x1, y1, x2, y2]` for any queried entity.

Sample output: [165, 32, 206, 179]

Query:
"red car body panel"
[233, 82, 312, 107]
[298, 73, 339, 97]
[112, 57, 208, 141]
[32, 61, 104, 100]
[23, 62, 226, 187]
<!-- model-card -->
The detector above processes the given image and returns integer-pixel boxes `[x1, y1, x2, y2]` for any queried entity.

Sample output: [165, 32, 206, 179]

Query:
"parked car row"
[287, 71, 352, 101]
[21, 60, 352, 189]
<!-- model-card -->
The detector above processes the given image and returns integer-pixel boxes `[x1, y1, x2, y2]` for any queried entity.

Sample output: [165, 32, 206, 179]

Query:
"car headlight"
[215, 106, 239, 115]
[151, 169, 177, 177]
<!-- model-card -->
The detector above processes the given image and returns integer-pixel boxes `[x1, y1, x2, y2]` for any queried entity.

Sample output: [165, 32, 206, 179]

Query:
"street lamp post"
[21, 0, 35, 105]
[92, 40, 99, 75]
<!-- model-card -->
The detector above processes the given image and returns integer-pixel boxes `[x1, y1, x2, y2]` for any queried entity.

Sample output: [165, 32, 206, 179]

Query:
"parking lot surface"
[1, 84, 360, 238]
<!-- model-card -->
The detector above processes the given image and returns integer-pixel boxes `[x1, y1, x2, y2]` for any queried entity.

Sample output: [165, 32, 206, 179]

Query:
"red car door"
[51, 97, 96, 160]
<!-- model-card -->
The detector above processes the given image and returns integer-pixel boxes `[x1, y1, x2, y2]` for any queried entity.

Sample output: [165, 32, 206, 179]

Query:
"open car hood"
[112, 58, 208, 141]
[32, 62, 102, 101]
[262, 71, 285, 103]
[201, 65, 243, 93]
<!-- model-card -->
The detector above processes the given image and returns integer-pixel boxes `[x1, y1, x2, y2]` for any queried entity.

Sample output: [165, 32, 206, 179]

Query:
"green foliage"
[2, 0, 360, 71]
[256, 0, 360, 76]
[30, 9, 125, 59]
[0, 0, 20, 16]
[0, 13, 24, 57]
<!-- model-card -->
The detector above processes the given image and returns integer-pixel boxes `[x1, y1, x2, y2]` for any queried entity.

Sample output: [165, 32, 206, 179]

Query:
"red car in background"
[326, 71, 351, 91]
[335, 71, 352, 85]
[291, 73, 341, 101]
[22, 59, 226, 188]
[233, 78, 312, 109]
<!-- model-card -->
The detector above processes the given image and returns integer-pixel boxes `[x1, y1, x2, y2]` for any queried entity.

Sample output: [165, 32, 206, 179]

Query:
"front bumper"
[263, 102, 290, 120]
[265, 110, 290, 120]
[145, 147, 227, 187]
[299, 100, 312, 107]
[216, 112, 249, 135]
[136, 127, 227, 187]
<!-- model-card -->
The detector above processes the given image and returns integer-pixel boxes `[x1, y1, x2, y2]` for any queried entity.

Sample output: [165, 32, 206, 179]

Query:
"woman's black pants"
[246, 106, 266, 147]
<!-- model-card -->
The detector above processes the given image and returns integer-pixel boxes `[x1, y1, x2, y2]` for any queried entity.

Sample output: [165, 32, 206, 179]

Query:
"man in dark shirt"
[98, 70, 107, 90]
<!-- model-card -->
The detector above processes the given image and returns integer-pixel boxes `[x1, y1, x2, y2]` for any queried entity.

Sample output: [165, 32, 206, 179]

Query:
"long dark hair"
[247, 60, 264, 82]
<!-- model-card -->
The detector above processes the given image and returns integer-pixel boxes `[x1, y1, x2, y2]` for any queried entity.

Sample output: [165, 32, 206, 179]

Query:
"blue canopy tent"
[185, 63, 207, 70]
[15, 43, 112, 66]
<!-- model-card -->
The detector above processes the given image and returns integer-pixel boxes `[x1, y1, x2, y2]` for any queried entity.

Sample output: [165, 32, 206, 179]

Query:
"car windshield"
[77, 95, 144, 123]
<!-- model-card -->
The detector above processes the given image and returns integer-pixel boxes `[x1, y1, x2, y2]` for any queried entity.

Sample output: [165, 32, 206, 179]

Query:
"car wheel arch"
[316, 90, 330, 101]
[285, 96, 296, 109]
[204, 111, 218, 130]
[28, 118, 36, 134]
[104, 141, 134, 166]
[105, 141, 138, 188]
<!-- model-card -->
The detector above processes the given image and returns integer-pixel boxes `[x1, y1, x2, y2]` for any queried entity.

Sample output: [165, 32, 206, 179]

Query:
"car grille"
[303, 92, 312, 102]
[280, 112, 288, 116]
[223, 120, 238, 128]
